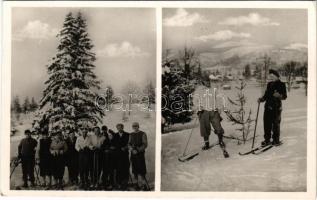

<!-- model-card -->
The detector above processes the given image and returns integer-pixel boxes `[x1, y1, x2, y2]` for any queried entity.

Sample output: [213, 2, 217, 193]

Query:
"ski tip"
[178, 152, 199, 162]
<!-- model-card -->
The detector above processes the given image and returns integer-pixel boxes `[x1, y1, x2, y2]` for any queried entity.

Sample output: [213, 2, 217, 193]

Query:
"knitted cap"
[269, 69, 280, 78]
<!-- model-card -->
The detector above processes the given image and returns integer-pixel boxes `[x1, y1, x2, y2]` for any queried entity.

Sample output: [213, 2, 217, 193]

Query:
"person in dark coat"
[75, 127, 90, 189]
[50, 132, 68, 190]
[36, 129, 52, 187]
[65, 131, 79, 185]
[18, 129, 38, 188]
[128, 122, 148, 190]
[197, 107, 225, 150]
[101, 127, 117, 190]
[258, 69, 287, 146]
[114, 123, 130, 190]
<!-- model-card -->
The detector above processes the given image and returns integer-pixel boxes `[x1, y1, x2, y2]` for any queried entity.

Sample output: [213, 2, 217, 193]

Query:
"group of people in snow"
[17, 122, 149, 191]
[198, 69, 287, 150]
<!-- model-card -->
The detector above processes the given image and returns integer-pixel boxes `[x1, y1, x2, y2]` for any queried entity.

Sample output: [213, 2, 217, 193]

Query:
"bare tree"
[283, 61, 299, 92]
[178, 46, 198, 80]
[300, 61, 308, 96]
[254, 55, 274, 94]
[121, 80, 141, 115]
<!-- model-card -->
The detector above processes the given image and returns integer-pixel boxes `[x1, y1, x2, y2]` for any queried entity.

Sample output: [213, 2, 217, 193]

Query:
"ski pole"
[93, 151, 96, 186]
[251, 102, 261, 149]
[10, 159, 20, 178]
[182, 117, 198, 157]
[143, 175, 150, 191]
[97, 151, 99, 186]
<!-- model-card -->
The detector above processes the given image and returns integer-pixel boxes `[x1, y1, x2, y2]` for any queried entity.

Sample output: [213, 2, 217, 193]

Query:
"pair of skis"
[238, 102, 283, 156]
[239, 142, 282, 156]
[178, 141, 229, 162]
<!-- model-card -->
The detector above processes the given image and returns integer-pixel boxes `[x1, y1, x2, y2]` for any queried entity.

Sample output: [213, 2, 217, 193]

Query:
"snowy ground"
[10, 105, 156, 190]
[161, 82, 307, 191]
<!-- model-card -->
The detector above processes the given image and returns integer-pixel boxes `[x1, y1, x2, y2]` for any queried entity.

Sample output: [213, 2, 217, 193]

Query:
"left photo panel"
[10, 7, 156, 191]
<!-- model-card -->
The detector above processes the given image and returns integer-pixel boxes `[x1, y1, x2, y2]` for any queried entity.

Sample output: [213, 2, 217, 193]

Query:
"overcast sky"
[163, 8, 307, 53]
[11, 7, 156, 101]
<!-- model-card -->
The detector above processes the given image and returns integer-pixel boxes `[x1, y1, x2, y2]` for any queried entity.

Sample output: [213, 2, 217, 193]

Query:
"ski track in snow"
[162, 85, 307, 191]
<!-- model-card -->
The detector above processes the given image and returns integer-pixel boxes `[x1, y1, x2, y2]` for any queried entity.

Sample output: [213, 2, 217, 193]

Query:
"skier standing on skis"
[197, 107, 226, 151]
[258, 69, 287, 147]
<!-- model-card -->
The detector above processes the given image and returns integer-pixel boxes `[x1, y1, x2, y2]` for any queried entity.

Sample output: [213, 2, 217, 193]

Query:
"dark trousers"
[203, 132, 224, 147]
[21, 155, 35, 183]
[88, 150, 102, 185]
[39, 155, 52, 177]
[131, 152, 146, 176]
[51, 155, 65, 180]
[78, 151, 89, 185]
[102, 152, 115, 186]
[66, 153, 79, 183]
[116, 152, 130, 186]
[264, 108, 282, 143]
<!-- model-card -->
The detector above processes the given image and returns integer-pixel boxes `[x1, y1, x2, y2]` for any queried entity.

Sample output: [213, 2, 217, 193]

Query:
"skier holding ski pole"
[197, 106, 229, 158]
[258, 69, 287, 147]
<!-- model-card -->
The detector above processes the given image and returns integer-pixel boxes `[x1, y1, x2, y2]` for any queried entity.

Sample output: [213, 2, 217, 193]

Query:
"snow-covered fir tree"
[39, 12, 104, 134]
[162, 49, 195, 128]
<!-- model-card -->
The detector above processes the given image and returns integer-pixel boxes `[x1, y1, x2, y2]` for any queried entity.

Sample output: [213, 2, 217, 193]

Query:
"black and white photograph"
[9, 7, 156, 191]
[161, 8, 309, 191]
[1, 1, 316, 198]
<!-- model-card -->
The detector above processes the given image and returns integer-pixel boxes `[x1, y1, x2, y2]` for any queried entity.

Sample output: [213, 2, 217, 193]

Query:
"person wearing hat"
[258, 69, 287, 146]
[18, 129, 38, 188]
[114, 123, 130, 190]
[128, 122, 148, 190]
[50, 132, 68, 190]
[35, 128, 52, 188]
[101, 126, 117, 190]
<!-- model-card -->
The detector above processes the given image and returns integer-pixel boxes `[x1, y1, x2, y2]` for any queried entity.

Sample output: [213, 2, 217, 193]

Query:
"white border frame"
[1, 1, 316, 199]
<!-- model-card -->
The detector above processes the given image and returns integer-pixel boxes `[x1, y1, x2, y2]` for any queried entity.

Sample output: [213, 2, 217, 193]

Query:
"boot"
[23, 181, 28, 188]
[272, 140, 282, 146]
[202, 142, 210, 150]
[30, 181, 35, 187]
[261, 140, 271, 147]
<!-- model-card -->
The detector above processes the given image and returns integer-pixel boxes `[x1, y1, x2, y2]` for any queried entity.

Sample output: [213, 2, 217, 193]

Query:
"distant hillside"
[198, 44, 307, 70]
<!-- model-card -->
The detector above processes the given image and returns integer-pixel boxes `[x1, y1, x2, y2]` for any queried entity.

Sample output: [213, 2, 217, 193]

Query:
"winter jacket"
[101, 132, 117, 153]
[260, 80, 287, 110]
[50, 138, 68, 156]
[18, 137, 38, 157]
[115, 131, 130, 153]
[65, 136, 78, 158]
[36, 137, 51, 159]
[88, 134, 105, 150]
[128, 131, 147, 153]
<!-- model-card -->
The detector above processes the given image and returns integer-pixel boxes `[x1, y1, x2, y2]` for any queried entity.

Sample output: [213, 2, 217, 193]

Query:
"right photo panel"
[161, 8, 307, 191]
